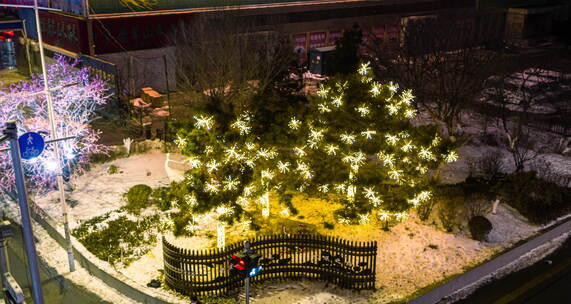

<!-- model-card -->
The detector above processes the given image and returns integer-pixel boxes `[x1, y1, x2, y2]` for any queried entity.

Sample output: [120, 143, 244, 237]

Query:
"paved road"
[458, 237, 571, 304]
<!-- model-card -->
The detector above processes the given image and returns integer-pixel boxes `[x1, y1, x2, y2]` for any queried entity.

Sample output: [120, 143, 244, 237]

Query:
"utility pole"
[1, 121, 44, 304]
[32, 0, 75, 272]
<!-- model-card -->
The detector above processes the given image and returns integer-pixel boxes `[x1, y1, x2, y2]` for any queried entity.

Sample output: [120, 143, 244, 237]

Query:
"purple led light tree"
[0, 55, 109, 198]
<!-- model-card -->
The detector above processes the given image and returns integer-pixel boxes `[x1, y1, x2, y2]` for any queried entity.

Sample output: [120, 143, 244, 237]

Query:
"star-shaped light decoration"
[332, 96, 343, 107]
[174, 135, 187, 148]
[289, 117, 301, 130]
[206, 160, 220, 173]
[277, 161, 291, 173]
[358, 62, 370, 75]
[223, 176, 240, 191]
[318, 184, 329, 193]
[231, 112, 253, 135]
[261, 169, 275, 181]
[370, 82, 382, 97]
[205, 180, 220, 193]
[400, 89, 414, 105]
[186, 156, 202, 169]
[418, 147, 433, 160]
[444, 151, 459, 163]
[378, 211, 390, 221]
[385, 134, 399, 145]
[361, 130, 376, 139]
[194, 114, 214, 130]
[401, 141, 414, 152]
[325, 144, 339, 155]
[294, 146, 307, 157]
[387, 104, 399, 116]
[356, 105, 370, 117]
[340, 133, 356, 145]
[318, 103, 331, 113]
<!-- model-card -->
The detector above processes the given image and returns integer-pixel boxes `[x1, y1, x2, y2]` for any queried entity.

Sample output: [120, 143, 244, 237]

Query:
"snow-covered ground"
[35, 150, 170, 227]
[25, 97, 571, 303]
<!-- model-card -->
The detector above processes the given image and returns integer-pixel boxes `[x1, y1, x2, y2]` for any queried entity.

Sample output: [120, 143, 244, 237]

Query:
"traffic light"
[246, 252, 262, 277]
[230, 253, 249, 277]
[230, 251, 262, 278]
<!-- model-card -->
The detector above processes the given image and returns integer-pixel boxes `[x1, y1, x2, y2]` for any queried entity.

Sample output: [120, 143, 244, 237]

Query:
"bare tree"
[483, 60, 554, 172]
[370, 10, 504, 138]
[173, 12, 295, 119]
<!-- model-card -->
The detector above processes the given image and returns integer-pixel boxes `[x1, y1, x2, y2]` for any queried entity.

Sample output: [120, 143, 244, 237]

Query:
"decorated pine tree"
[279, 62, 458, 225]
[174, 62, 458, 245]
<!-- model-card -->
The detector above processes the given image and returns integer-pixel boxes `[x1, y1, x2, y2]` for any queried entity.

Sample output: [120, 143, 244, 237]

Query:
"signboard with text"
[309, 31, 326, 49]
[79, 55, 119, 103]
[38, 10, 88, 53]
[293, 33, 307, 60]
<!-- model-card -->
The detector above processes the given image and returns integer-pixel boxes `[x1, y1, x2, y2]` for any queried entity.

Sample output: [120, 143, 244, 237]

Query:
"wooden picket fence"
[163, 234, 377, 297]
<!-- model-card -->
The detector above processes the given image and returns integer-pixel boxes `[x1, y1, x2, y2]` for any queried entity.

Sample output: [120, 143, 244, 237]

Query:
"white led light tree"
[174, 62, 459, 242]
[0, 55, 108, 198]
[282, 62, 458, 225]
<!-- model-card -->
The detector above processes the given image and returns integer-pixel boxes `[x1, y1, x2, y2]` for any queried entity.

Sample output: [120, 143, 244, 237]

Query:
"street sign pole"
[244, 241, 251, 304]
[3, 121, 44, 304]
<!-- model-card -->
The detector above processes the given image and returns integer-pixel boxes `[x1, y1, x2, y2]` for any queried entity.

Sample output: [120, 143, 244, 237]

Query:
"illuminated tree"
[174, 63, 458, 240]
[277, 62, 458, 224]
[0, 55, 109, 198]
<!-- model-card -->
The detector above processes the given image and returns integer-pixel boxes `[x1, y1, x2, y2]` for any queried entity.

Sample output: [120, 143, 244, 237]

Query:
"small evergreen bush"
[468, 216, 492, 241]
[125, 184, 152, 214]
[107, 165, 119, 175]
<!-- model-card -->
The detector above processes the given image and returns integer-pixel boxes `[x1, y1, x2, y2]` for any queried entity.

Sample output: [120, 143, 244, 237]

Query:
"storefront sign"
[293, 33, 306, 56]
[79, 55, 118, 102]
[309, 31, 326, 49]
[38, 10, 88, 53]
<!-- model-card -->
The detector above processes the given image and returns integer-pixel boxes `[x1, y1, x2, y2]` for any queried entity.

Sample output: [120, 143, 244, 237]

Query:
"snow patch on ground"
[35, 151, 170, 226]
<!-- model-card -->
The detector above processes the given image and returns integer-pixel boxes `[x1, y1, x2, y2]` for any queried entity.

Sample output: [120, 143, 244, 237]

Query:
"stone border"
[408, 218, 571, 304]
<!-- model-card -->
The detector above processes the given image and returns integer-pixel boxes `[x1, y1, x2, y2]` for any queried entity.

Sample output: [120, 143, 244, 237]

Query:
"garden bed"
[34, 150, 546, 303]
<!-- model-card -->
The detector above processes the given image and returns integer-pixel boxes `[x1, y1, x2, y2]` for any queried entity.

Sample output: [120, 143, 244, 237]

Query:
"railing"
[163, 234, 377, 297]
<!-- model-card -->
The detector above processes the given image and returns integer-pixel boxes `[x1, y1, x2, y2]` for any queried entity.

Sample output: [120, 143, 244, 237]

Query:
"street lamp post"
[32, 0, 76, 272]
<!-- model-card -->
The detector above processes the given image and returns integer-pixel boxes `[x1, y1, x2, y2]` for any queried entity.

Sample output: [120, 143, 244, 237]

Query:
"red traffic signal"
[231, 254, 249, 273]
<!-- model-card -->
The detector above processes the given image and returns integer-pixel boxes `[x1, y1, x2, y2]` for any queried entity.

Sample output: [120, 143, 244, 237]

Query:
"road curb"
[408, 217, 571, 304]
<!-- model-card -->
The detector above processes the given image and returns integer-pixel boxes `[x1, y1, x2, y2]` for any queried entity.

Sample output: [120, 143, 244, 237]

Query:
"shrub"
[72, 211, 161, 265]
[90, 146, 128, 164]
[434, 185, 464, 232]
[151, 187, 172, 211]
[125, 184, 152, 214]
[476, 150, 504, 181]
[107, 165, 119, 175]
[468, 216, 492, 241]
[493, 172, 571, 224]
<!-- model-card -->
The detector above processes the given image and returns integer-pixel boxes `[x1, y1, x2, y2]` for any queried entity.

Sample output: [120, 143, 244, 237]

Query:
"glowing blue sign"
[249, 266, 262, 277]
[18, 132, 45, 160]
